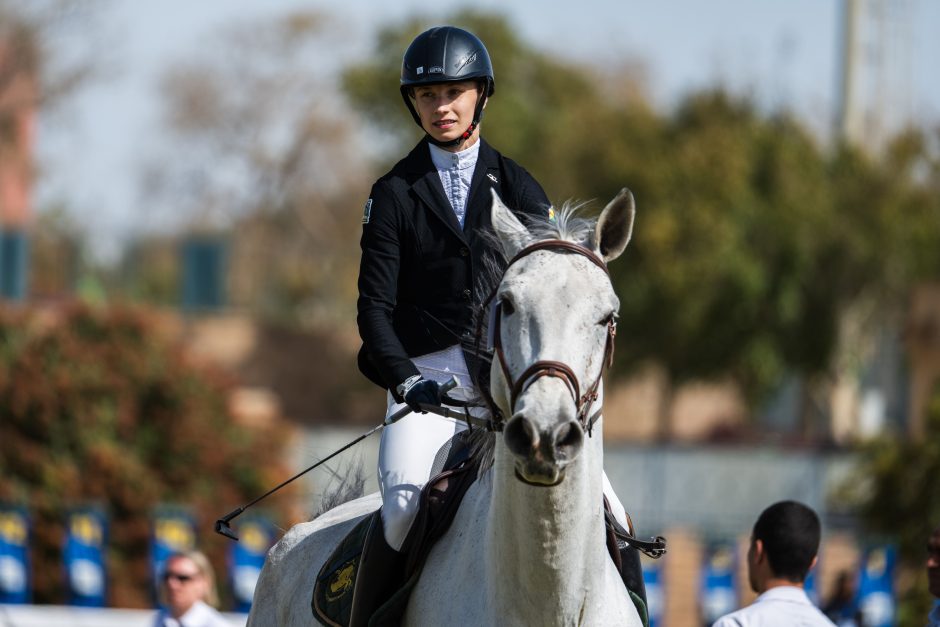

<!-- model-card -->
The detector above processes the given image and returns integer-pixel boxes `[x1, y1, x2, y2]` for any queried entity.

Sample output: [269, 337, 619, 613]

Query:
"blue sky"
[35, 0, 940, 261]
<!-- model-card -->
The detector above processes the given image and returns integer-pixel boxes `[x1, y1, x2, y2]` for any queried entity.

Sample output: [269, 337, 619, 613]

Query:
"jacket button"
[460, 247, 470, 257]
[462, 289, 472, 300]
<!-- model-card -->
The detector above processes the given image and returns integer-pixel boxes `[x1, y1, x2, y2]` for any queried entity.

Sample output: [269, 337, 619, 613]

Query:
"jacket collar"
[405, 137, 500, 243]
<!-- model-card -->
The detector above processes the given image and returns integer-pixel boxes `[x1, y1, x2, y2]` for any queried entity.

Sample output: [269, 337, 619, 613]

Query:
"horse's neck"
[483, 434, 608, 621]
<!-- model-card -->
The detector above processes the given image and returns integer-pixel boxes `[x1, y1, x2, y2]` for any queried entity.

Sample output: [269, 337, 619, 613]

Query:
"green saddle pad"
[311, 512, 376, 626]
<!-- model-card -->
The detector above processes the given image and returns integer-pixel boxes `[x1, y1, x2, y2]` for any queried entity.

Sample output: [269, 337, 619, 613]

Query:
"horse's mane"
[467, 201, 601, 474]
[310, 460, 366, 519]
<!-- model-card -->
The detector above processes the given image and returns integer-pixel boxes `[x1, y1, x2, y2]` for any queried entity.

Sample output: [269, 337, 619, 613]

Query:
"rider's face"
[411, 81, 484, 151]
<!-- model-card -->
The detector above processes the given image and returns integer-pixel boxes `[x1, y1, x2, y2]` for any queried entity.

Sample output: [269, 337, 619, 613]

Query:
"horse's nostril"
[504, 415, 539, 458]
[553, 420, 583, 458]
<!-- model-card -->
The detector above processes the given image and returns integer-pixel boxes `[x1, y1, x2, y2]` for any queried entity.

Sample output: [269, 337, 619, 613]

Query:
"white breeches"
[377, 350, 628, 551]
[378, 392, 472, 551]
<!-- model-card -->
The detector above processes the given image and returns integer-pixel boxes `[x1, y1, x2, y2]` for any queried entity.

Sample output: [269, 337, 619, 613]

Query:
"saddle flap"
[311, 451, 482, 627]
[312, 512, 376, 626]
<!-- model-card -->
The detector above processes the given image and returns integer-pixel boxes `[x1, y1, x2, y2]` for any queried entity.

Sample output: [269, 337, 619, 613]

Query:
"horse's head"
[488, 188, 635, 486]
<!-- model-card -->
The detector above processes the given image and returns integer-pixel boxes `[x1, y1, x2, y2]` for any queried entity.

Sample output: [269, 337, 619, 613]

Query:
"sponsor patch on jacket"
[362, 198, 372, 224]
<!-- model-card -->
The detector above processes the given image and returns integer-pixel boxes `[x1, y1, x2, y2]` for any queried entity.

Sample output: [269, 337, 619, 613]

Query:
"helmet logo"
[454, 51, 478, 73]
[416, 67, 424, 75]
[429, 66, 443, 74]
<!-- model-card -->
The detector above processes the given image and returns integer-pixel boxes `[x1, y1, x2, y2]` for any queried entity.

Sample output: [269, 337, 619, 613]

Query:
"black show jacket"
[356, 137, 550, 395]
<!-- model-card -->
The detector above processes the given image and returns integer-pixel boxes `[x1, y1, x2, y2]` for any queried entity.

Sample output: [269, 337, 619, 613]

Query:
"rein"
[477, 239, 617, 436]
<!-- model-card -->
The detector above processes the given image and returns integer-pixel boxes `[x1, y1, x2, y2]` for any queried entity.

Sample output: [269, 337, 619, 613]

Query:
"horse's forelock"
[476, 201, 599, 296]
[526, 201, 597, 248]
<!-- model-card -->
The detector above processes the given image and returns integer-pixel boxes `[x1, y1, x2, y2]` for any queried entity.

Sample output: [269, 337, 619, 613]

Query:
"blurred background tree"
[0, 0, 98, 112]
[0, 0, 106, 300]
[840, 383, 940, 626]
[0, 304, 291, 607]
[127, 10, 372, 328]
[342, 11, 940, 434]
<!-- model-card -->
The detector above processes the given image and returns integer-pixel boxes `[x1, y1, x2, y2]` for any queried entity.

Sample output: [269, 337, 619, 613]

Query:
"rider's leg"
[602, 472, 631, 532]
[594, 381, 632, 531]
[378, 392, 468, 551]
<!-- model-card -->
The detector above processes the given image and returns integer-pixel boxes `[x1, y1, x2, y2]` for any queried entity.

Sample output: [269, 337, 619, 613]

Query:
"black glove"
[399, 376, 441, 412]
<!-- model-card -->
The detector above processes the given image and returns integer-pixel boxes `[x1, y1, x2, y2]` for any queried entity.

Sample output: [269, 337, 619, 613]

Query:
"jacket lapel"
[406, 140, 466, 242]
[463, 138, 500, 233]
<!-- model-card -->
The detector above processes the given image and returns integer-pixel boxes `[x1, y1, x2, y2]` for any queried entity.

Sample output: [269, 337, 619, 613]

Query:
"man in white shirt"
[928, 523, 940, 627]
[712, 500, 835, 627]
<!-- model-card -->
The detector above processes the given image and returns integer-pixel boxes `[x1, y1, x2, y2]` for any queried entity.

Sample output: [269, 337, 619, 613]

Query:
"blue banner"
[700, 542, 738, 625]
[0, 229, 28, 301]
[229, 516, 274, 613]
[642, 556, 665, 627]
[64, 507, 108, 606]
[151, 508, 196, 597]
[804, 557, 820, 606]
[856, 545, 896, 627]
[0, 505, 30, 604]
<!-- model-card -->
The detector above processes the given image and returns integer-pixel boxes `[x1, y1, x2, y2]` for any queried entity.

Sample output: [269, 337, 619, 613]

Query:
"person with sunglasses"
[154, 550, 230, 627]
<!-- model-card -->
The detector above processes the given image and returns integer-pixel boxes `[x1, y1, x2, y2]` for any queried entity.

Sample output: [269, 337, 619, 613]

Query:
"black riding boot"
[348, 514, 405, 627]
[618, 538, 649, 623]
[604, 504, 651, 627]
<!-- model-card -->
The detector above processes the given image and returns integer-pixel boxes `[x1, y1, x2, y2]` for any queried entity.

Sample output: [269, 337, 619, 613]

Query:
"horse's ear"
[595, 188, 635, 262]
[491, 188, 532, 257]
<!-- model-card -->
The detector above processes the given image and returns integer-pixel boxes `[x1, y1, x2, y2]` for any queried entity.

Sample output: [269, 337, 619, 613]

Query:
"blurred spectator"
[154, 550, 230, 627]
[929, 523, 940, 627]
[821, 569, 861, 627]
[712, 500, 835, 627]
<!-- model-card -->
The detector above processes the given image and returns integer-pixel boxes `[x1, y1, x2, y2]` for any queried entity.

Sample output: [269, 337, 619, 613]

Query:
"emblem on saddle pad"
[325, 559, 357, 601]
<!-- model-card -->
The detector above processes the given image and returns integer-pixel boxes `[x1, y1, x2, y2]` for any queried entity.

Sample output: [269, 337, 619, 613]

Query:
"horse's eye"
[501, 299, 516, 316]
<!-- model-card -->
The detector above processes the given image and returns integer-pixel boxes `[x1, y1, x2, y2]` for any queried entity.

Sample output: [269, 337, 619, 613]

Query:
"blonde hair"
[158, 549, 221, 608]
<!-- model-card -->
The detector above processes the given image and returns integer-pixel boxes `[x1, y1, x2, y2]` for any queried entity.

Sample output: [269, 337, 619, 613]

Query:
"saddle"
[311, 435, 667, 627]
[312, 434, 481, 627]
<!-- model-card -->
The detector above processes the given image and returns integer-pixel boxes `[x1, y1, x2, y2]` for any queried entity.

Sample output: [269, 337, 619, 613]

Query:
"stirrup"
[604, 509, 667, 559]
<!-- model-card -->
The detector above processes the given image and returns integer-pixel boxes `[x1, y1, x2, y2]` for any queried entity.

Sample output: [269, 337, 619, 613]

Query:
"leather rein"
[479, 239, 617, 436]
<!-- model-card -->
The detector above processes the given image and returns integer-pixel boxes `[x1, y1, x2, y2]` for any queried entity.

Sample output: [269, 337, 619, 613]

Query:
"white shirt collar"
[428, 140, 480, 172]
[754, 585, 813, 604]
[159, 600, 224, 627]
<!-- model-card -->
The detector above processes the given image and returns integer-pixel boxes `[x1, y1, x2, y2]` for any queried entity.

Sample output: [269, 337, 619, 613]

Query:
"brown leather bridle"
[483, 239, 617, 436]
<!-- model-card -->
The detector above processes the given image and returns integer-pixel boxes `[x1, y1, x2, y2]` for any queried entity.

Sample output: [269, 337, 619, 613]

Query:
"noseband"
[483, 239, 617, 436]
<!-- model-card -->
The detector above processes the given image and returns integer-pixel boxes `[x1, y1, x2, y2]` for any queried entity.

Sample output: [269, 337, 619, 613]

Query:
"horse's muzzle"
[503, 413, 584, 485]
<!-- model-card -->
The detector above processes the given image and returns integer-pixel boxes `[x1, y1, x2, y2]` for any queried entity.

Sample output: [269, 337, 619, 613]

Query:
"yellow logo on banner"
[241, 524, 268, 554]
[0, 512, 27, 545]
[155, 518, 195, 551]
[70, 514, 103, 546]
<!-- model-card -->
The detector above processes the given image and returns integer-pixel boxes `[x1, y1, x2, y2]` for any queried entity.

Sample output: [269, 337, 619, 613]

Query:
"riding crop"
[214, 376, 459, 541]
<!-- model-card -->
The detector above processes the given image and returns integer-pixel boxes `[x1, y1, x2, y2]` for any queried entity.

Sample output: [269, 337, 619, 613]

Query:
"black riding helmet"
[400, 26, 494, 148]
